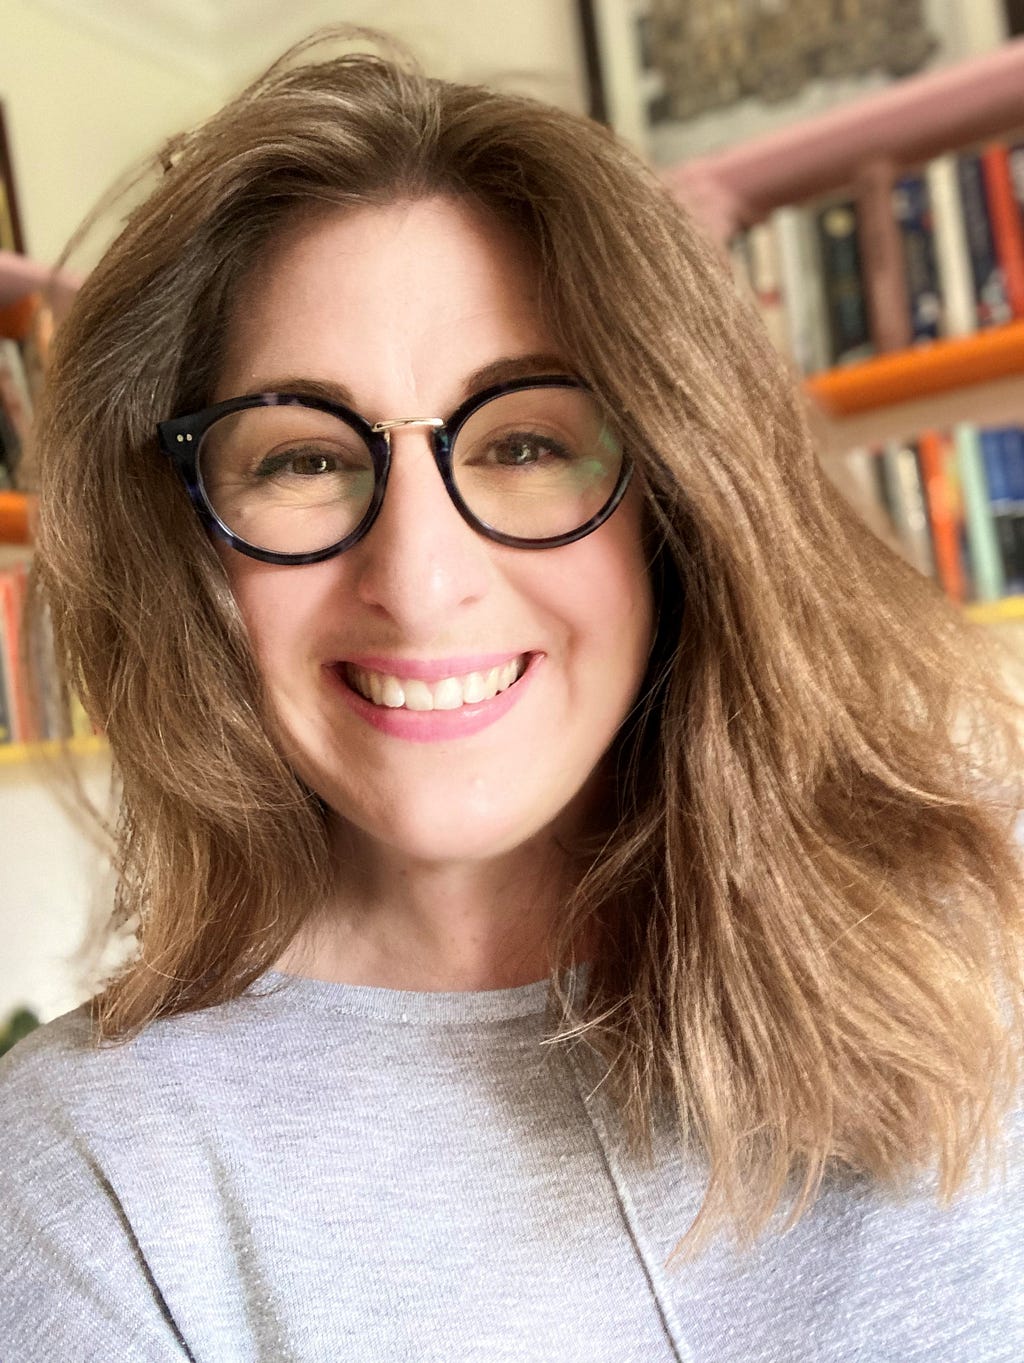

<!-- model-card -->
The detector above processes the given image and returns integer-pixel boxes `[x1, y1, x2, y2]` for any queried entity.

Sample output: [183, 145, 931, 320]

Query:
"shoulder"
[0, 1005, 99, 1122]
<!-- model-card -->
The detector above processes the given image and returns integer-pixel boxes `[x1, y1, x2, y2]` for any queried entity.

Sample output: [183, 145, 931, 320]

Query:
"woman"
[2, 30, 1023, 1361]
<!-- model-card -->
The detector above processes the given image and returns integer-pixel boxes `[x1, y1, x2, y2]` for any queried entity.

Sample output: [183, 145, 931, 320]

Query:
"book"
[980, 428, 1024, 592]
[958, 150, 1013, 328]
[954, 423, 1005, 601]
[0, 564, 34, 743]
[816, 198, 874, 366]
[771, 204, 831, 374]
[892, 172, 942, 343]
[0, 337, 33, 484]
[917, 429, 967, 602]
[855, 159, 912, 352]
[881, 440, 935, 579]
[926, 153, 977, 336]
[745, 219, 791, 359]
[980, 143, 1024, 318]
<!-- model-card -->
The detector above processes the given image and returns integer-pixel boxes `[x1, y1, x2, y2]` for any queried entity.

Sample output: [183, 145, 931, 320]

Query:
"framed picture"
[580, 0, 945, 169]
[0, 104, 26, 254]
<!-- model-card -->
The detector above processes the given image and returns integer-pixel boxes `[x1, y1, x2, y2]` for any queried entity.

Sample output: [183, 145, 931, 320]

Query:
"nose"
[349, 428, 492, 635]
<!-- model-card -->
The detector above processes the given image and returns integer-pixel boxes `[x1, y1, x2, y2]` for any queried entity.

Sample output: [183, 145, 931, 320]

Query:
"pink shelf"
[0, 250, 79, 312]
[664, 37, 1024, 239]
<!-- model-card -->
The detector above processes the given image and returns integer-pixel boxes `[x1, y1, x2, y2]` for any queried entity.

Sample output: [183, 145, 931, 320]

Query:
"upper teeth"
[346, 658, 526, 710]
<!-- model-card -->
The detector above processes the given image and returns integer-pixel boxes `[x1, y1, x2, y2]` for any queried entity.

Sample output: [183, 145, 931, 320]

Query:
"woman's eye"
[255, 449, 341, 478]
[487, 433, 569, 466]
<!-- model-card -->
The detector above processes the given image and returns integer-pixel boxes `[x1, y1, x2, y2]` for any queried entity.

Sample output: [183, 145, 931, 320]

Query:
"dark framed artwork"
[579, 0, 942, 167]
[0, 104, 26, 254]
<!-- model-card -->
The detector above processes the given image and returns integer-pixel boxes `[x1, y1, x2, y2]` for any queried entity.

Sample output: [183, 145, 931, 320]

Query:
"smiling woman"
[1, 25, 1024, 1363]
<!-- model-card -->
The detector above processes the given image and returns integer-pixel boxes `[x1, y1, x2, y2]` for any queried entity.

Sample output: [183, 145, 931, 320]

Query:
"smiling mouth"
[341, 656, 530, 711]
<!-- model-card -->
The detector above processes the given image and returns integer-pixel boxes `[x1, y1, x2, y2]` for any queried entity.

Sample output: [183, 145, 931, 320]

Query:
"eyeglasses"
[157, 375, 632, 565]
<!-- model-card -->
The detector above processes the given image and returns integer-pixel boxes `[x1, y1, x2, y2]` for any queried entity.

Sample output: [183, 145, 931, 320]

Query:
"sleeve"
[0, 1033, 193, 1363]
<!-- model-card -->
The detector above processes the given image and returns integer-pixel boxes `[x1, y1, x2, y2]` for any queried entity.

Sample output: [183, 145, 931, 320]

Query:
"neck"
[274, 817, 596, 992]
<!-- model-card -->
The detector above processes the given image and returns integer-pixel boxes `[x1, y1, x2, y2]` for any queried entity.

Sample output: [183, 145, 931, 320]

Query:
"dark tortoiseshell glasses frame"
[156, 374, 633, 566]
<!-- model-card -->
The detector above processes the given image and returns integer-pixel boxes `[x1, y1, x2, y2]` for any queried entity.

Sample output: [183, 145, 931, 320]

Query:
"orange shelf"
[805, 320, 1024, 417]
[0, 491, 33, 544]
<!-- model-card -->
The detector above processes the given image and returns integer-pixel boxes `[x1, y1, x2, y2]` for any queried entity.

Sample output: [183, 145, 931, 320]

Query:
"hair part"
[30, 26, 1024, 1262]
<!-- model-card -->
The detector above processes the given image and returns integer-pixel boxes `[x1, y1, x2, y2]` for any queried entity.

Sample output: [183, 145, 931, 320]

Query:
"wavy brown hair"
[30, 29, 1024, 1262]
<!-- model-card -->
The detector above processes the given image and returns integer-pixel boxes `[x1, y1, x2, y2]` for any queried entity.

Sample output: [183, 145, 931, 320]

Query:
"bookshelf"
[662, 39, 1024, 626]
[0, 490, 31, 544]
[1, 250, 97, 760]
[665, 37, 1024, 435]
[665, 40, 1024, 245]
[805, 320, 1024, 418]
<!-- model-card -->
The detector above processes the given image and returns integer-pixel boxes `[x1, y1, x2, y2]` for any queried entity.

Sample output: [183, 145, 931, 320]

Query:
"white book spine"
[746, 220, 790, 360]
[926, 154, 976, 338]
[772, 204, 830, 374]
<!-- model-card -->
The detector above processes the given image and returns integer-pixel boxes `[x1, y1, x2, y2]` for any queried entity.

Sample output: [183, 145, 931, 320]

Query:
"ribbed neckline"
[248, 961, 591, 1025]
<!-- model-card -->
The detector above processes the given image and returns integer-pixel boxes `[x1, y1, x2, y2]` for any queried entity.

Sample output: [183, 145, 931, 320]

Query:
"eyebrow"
[244, 352, 576, 415]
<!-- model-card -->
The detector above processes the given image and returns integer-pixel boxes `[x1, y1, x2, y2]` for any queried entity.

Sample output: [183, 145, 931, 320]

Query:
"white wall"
[0, 0, 224, 269]
[3, 0, 588, 269]
[0, 752, 117, 1023]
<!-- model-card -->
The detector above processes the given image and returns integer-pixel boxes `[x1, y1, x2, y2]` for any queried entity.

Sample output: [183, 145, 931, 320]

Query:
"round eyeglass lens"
[197, 404, 376, 555]
[451, 386, 625, 541]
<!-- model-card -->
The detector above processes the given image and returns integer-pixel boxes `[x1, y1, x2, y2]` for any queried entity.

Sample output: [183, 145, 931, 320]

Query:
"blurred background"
[2, 0, 1024, 1037]
[1, 0, 1018, 267]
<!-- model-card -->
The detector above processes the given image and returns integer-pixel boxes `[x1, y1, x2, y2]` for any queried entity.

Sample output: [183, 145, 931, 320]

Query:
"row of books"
[836, 423, 1024, 606]
[0, 561, 91, 746]
[731, 140, 1024, 376]
[0, 291, 53, 491]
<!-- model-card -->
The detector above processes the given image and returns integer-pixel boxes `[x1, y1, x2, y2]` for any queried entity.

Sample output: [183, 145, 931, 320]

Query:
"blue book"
[980, 428, 1010, 501]
[1000, 428, 1024, 501]
[980, 429, 1024, 592]
[892, 174, 941, 341]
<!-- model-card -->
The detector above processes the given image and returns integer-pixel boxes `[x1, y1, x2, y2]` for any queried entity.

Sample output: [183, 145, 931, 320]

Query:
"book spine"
[0, 567, 32, 743]
[772, 204, 831, 373]
[0, 604, 10, 744]
[1010, 142, 1024, 225]
[745, 219, 791, 359]
[980, 143, 1024, 317]
[957, 150, 1012, 327]
[881, 440, 935, 579]
[980, 428, 1024, 591]
[892, 172, 942, 342]
[816, 199, 873, 366]
[926, 154, 977, 336]
[856, 159, 912, 352]
[954, 422, 1005, 601]
[918, 429, 967, 602]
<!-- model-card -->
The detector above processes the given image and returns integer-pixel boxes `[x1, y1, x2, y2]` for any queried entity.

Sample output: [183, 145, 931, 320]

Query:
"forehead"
[214, 197, 557, 414]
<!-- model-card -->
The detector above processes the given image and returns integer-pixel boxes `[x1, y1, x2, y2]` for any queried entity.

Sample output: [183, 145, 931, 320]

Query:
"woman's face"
[214, 196, 655, 866]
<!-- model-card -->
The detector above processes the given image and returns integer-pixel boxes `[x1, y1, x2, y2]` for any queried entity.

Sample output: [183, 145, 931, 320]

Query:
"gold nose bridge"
[370, 416, 445, 445]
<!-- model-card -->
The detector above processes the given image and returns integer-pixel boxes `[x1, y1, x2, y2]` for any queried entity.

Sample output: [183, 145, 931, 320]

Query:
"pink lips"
[325, 652, 539, 743]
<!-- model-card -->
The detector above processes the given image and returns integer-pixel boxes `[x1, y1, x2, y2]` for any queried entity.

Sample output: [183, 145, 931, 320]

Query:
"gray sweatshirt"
[1, 964, 1021, 1361]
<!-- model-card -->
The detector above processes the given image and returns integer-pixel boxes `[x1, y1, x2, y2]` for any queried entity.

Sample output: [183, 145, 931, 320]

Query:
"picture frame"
[579, 0, 949, 170]
[0, 104, 26, 255]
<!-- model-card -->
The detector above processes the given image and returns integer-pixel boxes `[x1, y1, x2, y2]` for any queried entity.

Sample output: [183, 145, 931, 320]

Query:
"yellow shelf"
[963, 595, 1024, 625]
[0, 734, 107, 766]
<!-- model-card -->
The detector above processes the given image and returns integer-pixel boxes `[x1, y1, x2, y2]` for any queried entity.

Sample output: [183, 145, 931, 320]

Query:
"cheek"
[539, 509, 655, 688]
[216, 549, 335, 680]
